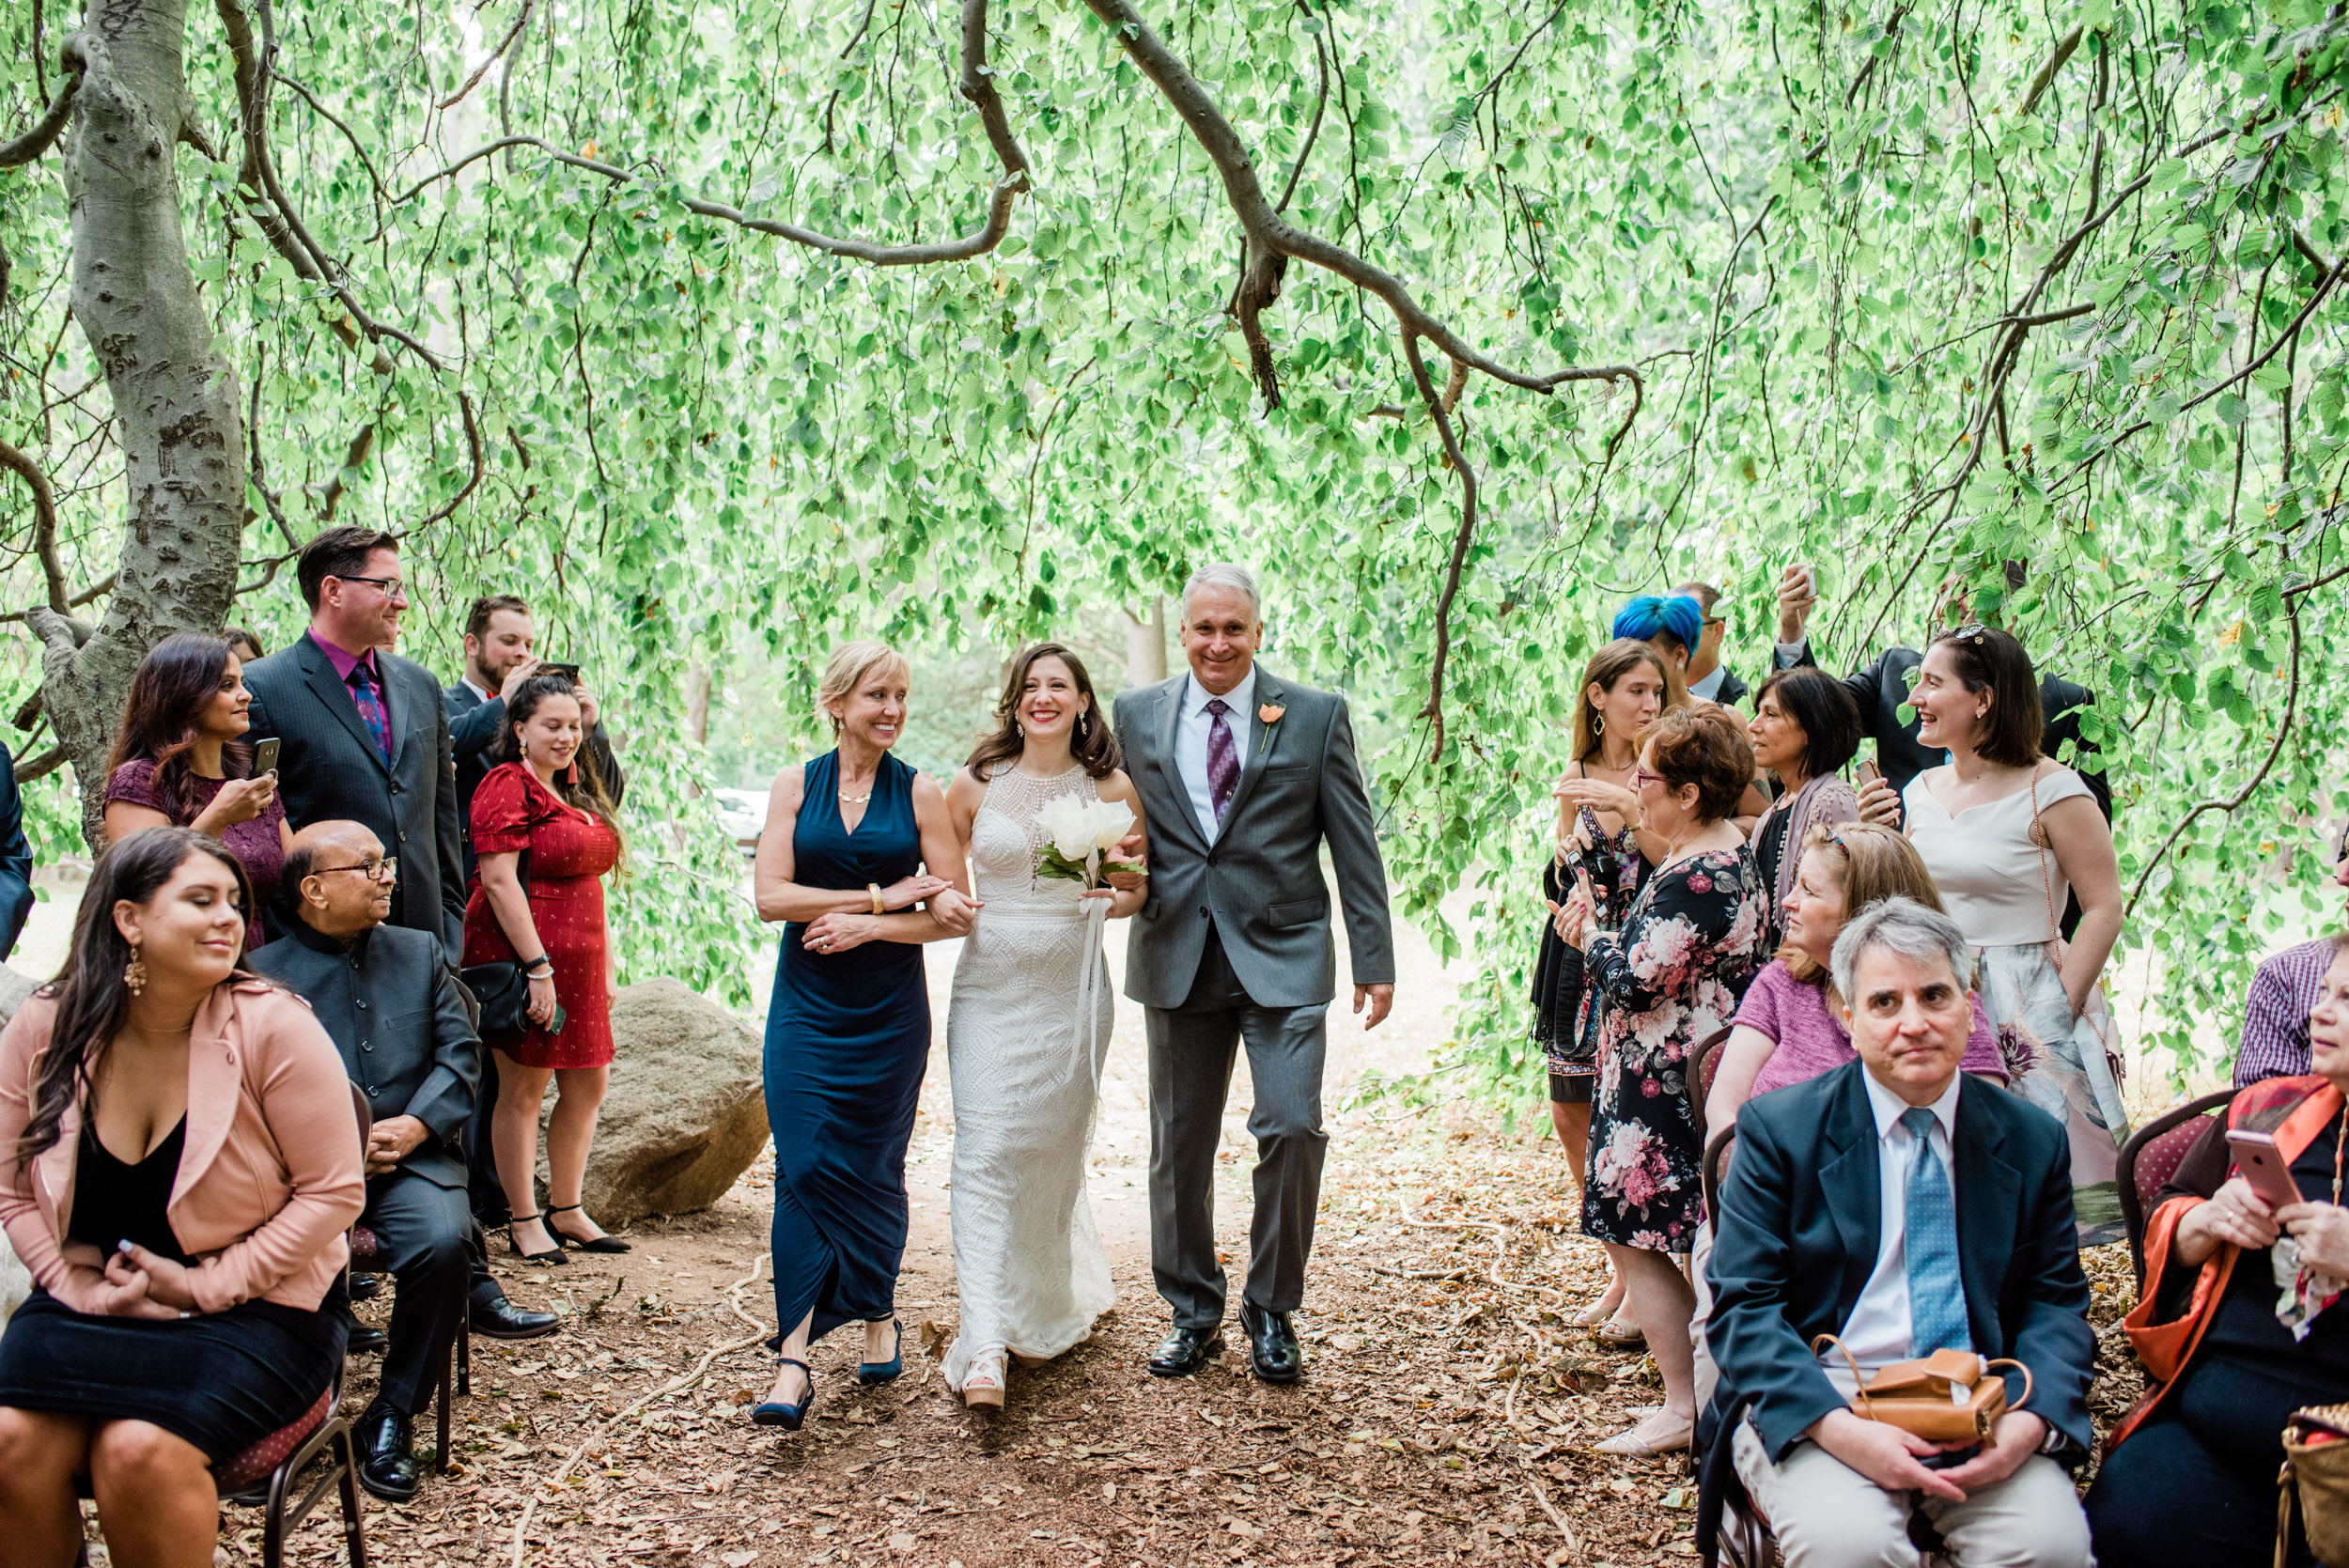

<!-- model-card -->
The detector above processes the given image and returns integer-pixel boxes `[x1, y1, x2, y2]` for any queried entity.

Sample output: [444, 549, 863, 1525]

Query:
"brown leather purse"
[1812, 1337, 2034, 1447]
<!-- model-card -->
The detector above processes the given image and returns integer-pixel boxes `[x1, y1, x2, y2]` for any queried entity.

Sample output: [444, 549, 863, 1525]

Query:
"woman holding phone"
[2088, 938, 2349, 1568]
[103, 634, 291, 954]
[464, 673, 629, 1265]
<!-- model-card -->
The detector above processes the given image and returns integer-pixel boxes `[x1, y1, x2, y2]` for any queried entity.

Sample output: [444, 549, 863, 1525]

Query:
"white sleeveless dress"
[940, 763, 1117, 1389]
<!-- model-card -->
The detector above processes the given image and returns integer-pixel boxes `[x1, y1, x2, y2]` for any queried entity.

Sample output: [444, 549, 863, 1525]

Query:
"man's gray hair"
[1828, 895, 1976, 1000]
[1181, 561, 1262, 622]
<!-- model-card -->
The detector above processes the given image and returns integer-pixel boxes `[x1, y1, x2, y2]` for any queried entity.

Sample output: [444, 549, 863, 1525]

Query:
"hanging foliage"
[0, 0, 2339, 1065]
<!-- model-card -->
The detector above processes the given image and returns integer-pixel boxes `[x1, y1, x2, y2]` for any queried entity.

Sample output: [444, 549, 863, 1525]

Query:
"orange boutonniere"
[1259, 703, 1285, 725]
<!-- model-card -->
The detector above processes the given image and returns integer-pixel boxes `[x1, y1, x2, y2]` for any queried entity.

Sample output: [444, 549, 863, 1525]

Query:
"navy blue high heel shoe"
[751, 1358, 816, 1429]
[858, 1319, 904, 1386]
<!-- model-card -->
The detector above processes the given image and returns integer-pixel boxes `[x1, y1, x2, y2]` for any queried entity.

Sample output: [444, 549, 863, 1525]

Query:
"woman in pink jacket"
[0, 826, 364, 1568]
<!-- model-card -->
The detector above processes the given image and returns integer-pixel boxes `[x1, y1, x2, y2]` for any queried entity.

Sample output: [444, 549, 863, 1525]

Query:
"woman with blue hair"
[1610, 595, 1706, 673]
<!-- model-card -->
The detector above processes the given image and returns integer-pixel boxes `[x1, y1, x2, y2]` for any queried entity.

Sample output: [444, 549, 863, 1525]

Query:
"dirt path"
[125, 891, 2142, 1568]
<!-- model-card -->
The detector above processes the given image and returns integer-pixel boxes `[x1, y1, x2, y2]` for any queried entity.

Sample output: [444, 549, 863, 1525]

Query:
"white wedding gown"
[940, 763, 1117, 1389]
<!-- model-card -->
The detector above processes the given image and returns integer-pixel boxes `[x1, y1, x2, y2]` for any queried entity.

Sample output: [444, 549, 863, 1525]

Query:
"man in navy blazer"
[1705, 898, 2093, 1568]
[242, 527, 465, 958]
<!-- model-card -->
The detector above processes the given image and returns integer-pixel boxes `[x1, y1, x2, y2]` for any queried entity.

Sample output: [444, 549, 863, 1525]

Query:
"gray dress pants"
[1146, 931, 1329, 1329]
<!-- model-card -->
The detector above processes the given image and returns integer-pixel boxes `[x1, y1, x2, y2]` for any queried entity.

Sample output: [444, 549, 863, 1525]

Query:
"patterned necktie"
[1900, 1106, 1972, 1356]
[1203, 697, 1239, 824]
[347, 660, 392, 762]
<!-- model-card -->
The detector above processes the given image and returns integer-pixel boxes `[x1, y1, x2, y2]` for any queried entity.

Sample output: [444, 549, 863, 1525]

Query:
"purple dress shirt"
[2233, 938, 2336, 1086]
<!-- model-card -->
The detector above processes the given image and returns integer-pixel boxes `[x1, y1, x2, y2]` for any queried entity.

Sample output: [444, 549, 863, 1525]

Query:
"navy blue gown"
[764, 749, 931, 1343]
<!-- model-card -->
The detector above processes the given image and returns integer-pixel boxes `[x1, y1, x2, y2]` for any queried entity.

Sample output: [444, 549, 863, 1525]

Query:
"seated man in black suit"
[1705, 897, 2094, 1568]
[249, 821, 550, 1499]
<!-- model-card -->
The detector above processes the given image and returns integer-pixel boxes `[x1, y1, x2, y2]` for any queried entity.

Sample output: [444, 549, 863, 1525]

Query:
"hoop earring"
[1593, 711, 1605, 737]
[124, 945, 148, 997]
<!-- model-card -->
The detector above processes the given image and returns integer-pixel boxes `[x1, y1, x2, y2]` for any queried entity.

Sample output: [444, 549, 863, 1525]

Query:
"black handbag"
[462, 848, 535, 1041]
[461, 961, 530, 1039]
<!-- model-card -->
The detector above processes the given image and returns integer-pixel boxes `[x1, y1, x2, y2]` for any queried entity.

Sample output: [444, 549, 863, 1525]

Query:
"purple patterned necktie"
[1204, 697, 1239, 824]
[347, 661, 392, 762]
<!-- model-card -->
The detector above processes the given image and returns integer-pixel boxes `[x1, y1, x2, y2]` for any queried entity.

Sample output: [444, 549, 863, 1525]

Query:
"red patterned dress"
[462, 761, 619, 1070]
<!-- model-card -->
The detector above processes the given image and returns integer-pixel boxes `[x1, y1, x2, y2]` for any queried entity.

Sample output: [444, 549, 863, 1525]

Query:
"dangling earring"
[1593, 711, 1605, 737]
[124, 944, 148, 997]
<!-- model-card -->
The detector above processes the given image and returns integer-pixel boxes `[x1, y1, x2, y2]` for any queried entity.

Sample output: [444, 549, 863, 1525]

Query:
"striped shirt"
[2233, 938, 2337, 1087]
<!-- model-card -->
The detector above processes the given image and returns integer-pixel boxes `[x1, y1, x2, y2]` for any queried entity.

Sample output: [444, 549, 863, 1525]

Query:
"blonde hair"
[1781, 821, 1951, 985]
[1571, 638, 1686, 762]
[818, 641, 911, 733]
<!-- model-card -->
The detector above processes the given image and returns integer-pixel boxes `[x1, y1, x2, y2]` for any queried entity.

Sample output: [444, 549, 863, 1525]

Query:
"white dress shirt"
[1174, 666, 1256, 844]
[1689, 663, 1727, 702]
[1825, 1068, 1966, 1388]
[462, 675, 491, 704]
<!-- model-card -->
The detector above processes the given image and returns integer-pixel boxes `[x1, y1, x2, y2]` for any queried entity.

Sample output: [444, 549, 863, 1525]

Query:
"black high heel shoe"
[752, 1358, 817, 1430]
[547, 1204, 631, 1253]
[506, 1212, 568, 1265]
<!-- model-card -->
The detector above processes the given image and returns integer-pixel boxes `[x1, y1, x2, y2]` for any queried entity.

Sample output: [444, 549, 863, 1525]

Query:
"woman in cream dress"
[940, 644, 1149, 1405]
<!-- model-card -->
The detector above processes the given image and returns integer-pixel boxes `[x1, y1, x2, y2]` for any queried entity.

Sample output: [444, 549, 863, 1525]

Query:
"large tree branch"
[1405, 334, 1477, 758]
[396, 0, 1032, 267]
[439, 0, 537, 111]
[2016, 24, 2084, 116]
[0, 441, 70, 614]
[0, 57, 81, 167]
[1077, 0, 1641, 410]
[407, 392, 484, 533]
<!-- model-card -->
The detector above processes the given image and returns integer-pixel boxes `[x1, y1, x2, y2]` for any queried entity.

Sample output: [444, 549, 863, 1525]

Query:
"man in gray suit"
[248, 821, 511, 1500]
[1112, 563, 1396, 1383]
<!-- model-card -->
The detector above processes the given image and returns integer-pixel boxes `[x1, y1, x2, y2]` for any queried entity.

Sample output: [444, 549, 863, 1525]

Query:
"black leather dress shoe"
[354, 1401, 423, 1501]
[343, 1314, 388, 1356]
[470, 1292, 560, 1341]
[1238, 1301, 1302, 1384]
[348, 1273, 381, 1302]
[1145, 1324, 1223, 1378]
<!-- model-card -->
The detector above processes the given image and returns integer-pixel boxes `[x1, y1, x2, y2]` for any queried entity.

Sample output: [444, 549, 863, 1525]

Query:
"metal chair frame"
[2117, 1088, 2237, 1289]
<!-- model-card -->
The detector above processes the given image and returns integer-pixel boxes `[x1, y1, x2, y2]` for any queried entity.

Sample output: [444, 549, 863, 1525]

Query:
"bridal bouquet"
[1033, 796, 1142, 889]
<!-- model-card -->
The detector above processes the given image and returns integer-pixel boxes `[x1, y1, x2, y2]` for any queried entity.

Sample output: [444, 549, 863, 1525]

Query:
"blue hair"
[1612, 594, 1704, 654]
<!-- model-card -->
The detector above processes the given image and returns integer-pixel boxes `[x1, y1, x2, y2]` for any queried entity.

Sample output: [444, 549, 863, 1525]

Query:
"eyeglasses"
[1632, 768, 1665, 788]
[330, 574, 409, 603]
[1702, 616, 1727, 629]
[312, 857, 397, 883]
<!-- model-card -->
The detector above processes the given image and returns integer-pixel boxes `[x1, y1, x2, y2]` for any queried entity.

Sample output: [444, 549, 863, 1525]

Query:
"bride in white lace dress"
[941, 644, 1149, 1406]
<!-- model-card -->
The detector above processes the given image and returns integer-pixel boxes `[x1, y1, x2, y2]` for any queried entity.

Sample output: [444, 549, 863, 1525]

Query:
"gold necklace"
[839, 789, 873, 806]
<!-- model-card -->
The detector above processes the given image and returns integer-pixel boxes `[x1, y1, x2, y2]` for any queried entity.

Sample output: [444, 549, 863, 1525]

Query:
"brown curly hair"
[1635, 706, 1753, 822]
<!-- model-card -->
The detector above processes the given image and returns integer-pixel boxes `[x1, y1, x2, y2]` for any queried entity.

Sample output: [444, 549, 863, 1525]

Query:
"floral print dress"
[1531, 804, 1651, 1083]
[1580, 845, 1767, 1253]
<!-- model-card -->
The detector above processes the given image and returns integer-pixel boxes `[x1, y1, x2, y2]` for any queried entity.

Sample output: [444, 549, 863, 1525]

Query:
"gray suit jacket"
[243, 632, 466, 959]
[247, 920, 481, 1190]
[1113, 668, 1394, 1009]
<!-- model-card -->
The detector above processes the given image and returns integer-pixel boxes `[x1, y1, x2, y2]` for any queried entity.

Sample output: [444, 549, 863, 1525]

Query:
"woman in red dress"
[464, 674, 629, 1265]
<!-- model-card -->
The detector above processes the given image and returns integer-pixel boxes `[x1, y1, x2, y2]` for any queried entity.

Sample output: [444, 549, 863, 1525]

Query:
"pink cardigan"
[0, 979, 364, 1314]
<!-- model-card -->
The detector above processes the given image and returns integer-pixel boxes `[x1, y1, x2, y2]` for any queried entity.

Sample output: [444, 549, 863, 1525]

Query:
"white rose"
[1032, 794, 1097, 862]
[1082, 800, 1136, 854]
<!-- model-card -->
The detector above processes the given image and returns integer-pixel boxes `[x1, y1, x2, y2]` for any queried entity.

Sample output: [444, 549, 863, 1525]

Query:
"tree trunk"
[30, 1, 246, 849]
[1124, 600, 1166, 687]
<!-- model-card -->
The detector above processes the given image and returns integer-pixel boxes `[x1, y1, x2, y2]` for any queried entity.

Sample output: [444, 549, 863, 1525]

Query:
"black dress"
[2086, 1106, 2349, 1568]
[0, 1117, 345, 1464]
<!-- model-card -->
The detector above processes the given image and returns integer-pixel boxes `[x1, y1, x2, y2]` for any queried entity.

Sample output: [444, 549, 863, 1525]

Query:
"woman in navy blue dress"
[749, 642, 976, 1427]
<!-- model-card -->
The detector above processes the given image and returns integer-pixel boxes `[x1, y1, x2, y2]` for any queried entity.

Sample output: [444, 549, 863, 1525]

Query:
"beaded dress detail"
[940, 763, 1117, 1389]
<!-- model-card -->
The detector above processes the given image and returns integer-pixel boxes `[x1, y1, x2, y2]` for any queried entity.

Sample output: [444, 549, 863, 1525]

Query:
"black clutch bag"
[461, 962, 530, 1040]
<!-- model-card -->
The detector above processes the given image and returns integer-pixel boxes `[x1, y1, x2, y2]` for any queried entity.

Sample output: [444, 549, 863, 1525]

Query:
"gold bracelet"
[868, 883, 885, 916]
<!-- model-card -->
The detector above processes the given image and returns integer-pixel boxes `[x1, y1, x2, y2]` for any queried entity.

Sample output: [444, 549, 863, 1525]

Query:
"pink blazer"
[0, 979, 364, 1314]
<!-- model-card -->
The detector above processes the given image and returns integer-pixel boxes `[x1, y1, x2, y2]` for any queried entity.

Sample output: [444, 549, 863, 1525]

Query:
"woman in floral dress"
[1558, 706, 1766, 1458]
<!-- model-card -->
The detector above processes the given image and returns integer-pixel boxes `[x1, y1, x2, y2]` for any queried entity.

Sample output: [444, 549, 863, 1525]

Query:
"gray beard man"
[1111, 562, 1396, 1384]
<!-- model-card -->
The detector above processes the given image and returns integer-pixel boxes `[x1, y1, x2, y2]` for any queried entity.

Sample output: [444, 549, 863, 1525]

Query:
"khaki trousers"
[1730, 1416, 2093, 1568]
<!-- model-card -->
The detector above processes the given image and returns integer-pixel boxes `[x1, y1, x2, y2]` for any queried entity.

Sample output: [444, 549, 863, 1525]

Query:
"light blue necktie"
[1901, 1106, 1972, 1357]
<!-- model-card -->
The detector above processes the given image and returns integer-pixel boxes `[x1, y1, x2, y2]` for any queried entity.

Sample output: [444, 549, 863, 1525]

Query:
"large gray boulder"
[546, 978, 768, 1226]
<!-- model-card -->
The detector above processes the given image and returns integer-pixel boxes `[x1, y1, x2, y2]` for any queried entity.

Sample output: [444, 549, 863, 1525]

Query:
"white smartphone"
[2228, 1129, 2304, 1211]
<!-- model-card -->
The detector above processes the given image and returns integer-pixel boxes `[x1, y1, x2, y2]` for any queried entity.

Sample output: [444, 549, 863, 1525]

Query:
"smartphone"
[1857, 757, 1883, 790]
[547, 1002, 568, 1036]
[252, 737, 280, 774]
[539, 662, 582, 685]
[2228, 1129, 2304, 1211]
